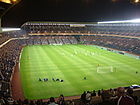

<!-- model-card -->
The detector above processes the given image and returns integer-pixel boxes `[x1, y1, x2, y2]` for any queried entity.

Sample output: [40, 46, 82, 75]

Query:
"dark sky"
[1, 0, 140, 27]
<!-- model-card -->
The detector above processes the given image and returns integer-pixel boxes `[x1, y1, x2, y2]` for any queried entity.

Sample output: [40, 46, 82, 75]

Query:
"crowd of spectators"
[80, 35, 140, 55]
[0, 30, 27, 46]
[22, 22, 140, 37]
[0, 95, 65, 105]
[0, 86, 140, 105]
[22, 36, 78, 45]
[0, 35, 10, 45]
[22, 24, 89, 34]
[2, 30, 27, 38]
[79, 87, 140, 105]
[89, 24, 140, 37]
[0, 39, 22, 99]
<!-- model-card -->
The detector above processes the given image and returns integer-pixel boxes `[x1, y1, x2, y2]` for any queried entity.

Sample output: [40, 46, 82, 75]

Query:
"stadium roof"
[22, 20, 140, 27]
[21, 21, 97, 26]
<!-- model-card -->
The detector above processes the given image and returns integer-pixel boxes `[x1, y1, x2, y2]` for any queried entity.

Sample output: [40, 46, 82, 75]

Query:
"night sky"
[1, 0, 140, 27]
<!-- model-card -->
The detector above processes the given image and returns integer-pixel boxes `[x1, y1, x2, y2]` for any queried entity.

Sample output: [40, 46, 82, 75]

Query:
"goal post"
[97, 66, 114, 73]
[50, 43, 63, 45]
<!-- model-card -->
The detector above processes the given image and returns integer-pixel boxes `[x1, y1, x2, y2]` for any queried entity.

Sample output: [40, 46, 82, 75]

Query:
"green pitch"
[20, 44, 140, 100]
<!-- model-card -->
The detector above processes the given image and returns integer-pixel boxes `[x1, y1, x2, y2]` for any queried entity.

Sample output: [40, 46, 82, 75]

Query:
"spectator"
[127, 88, 138, 105]
[81, 91, 86, 104]
[67, 100, 74, 105]
[0, 97, 6, 105]
[91, 90, 96, 96]
[57, 94, 65, 105]
[47, 97, 58, 105]
[86, 91, 91, 104]
[98, 90, 101, 96]
[116, 87, 135, 105]
[100, 90, 113, 105]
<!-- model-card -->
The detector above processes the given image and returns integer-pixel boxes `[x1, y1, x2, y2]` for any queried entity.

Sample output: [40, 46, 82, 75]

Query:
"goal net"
[97, 66, 114, 73]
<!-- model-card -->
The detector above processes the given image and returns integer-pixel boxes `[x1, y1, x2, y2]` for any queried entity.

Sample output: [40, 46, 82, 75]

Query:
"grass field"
[20, 44, 140, 100]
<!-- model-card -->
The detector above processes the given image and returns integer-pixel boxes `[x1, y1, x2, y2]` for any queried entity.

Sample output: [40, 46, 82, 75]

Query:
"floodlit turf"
[20, 44, 140, 100]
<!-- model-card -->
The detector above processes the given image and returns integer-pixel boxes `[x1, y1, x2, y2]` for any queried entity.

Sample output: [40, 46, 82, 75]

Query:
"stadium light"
[130, 19, 140, 22]
[0, 0, 19, 4]
[98, 19, 140, 24]
[2, 28, 21, 32]
[134, 0, 140, 3]
[130, 0, 140, 4]
[0, 0, 11, 4]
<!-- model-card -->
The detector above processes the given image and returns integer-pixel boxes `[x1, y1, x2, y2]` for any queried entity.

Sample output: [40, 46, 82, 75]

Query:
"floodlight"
[129, 19, 140, 23]
[98, 19, 140, 24]
[2, 28, 21, 32]
[134, 0, 140, 3]
[0, 0, 19, 4]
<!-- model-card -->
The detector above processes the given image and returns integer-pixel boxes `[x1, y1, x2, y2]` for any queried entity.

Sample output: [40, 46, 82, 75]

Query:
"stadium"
[1, 0, 140, 105]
